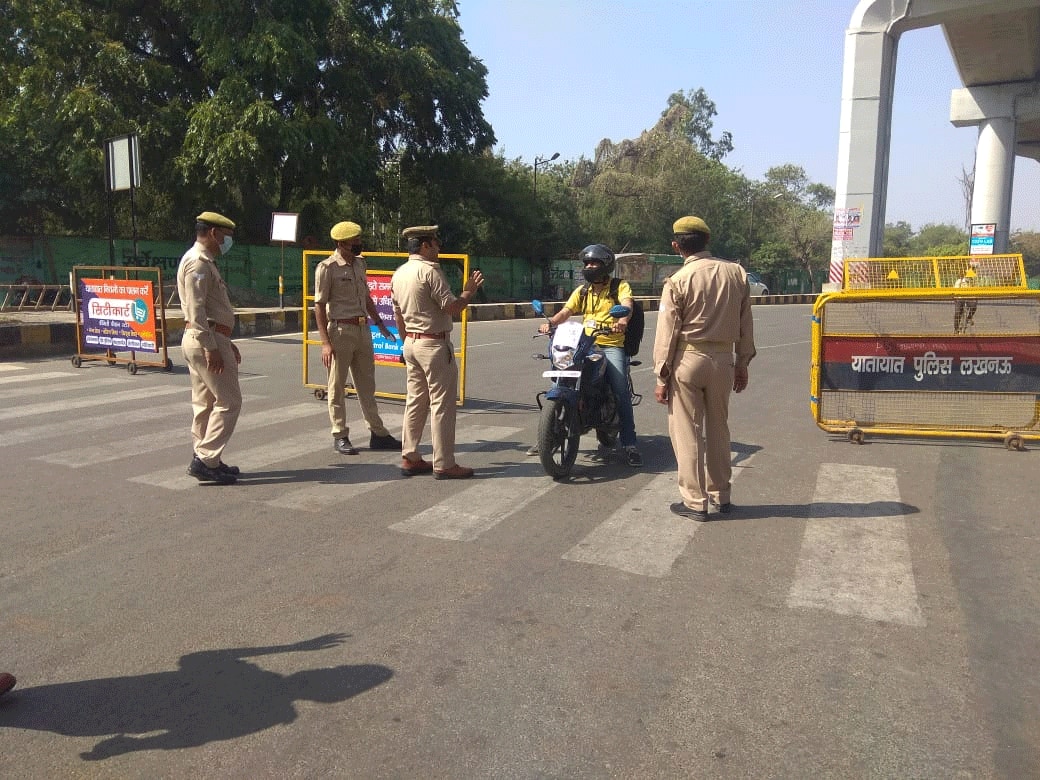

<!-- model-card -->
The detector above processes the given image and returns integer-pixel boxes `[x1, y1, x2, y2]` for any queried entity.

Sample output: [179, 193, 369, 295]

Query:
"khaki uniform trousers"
[326, 322, 390, 439]
[182, 330, 243, 467]
[401, 338, 458, 471]
[668, 346, 734, 512]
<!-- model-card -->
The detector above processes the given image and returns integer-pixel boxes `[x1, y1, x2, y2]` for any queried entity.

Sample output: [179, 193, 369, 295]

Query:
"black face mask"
[582, 266, 608, 284]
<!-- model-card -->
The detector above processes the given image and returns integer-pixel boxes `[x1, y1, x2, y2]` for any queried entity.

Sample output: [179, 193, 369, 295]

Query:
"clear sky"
[456, 0, 1040, 232]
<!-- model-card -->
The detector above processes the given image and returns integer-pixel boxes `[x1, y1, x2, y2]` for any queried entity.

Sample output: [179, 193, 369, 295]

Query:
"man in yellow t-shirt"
[534, 244, 642, 467]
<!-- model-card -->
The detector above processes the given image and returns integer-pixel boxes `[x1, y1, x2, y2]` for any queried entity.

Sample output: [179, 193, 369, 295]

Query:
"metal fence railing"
[0, 284, 75, 312]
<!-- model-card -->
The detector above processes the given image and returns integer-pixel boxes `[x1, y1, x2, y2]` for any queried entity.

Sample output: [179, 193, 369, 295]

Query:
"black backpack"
[577, 277, 645, 357]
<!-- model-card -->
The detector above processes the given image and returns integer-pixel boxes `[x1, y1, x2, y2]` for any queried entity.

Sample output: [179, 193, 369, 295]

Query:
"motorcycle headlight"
[551, 346, 575, 370]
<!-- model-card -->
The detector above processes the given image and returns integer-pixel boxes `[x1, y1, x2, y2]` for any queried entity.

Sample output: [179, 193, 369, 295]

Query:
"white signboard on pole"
[270, 212, 299, 243]
[969, 223, 996, 256]
[105, 134, 141, 192]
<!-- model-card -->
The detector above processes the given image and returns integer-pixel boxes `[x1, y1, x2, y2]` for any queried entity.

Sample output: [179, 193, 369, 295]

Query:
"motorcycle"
[531, 299, 641, 479]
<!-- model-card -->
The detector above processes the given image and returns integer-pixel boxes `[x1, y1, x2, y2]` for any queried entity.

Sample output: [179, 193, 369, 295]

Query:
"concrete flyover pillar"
[951, 83, 1040, 254]
[973, 117, 1017, 253]
[829, 0, 1040, 289]
[828, 12, 896, 285]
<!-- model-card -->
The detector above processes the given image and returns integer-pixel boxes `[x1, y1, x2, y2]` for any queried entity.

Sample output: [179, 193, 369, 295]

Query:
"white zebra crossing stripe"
[0, 385, 185, 421]
[37, 401, 318, 467]
[389, 460, 553, 541]
[1, 402, 184, 447]
[0, 370, 78, 386]
[0, 363, 29, 372]
[128, 429, 329, 490]
[561, 472, 693, 577]
[562, 453, 752, 577]
[269, 423, 520, 512]
[0, 376, 126, 402]
[787, 463, 924, 627]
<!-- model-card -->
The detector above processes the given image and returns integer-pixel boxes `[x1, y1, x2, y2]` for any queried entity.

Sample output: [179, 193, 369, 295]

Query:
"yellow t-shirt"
[564, 279, 633, 349]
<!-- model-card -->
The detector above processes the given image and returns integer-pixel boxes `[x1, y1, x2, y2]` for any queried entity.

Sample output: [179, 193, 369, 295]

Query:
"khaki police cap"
[672, 215, 710, 236]
[401, 224, 439, 240]
[330, 221, 362, 241]
[196, 211, 236, 230]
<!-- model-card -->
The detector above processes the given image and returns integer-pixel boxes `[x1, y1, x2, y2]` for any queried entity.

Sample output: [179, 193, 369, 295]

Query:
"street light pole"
[533, 152, 560, 197]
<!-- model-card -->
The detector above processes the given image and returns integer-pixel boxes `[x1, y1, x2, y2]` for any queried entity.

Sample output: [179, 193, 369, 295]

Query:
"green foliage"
[1010, 230, 1040, 277]
[0, 0, 494, 239]
[572, 101, 746, 255]
[663, 88, 734, 161]
[1, 12, 837, 288]
[883, 222, 967, 257]
[882, 221, 914, 257]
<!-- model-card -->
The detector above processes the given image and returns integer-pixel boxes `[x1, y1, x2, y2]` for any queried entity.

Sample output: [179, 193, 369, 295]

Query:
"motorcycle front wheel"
[537, 397, 581, 479]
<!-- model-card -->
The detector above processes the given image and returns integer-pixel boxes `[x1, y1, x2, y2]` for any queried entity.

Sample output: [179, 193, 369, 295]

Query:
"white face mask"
[219, 235, 234, 255]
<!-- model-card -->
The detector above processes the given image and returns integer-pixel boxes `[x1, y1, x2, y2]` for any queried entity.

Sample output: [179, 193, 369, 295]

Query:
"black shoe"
[670, 502, 708, 521]
[334, 436, 358, 455]
[709, 498, 733, 514]
[369, 433, 401, 451]
[217, 461, 240, 476]
[624, 446, 643, 467]
[188, 456, 237, 485]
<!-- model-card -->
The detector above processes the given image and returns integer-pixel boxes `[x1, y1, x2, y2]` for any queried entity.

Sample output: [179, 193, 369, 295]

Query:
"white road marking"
[271, 423, 519, 512]
[389, 461, 553, 541]
[561, 472, 691, 576]
[0, 376, 126, 402]
[37, 402, 320, 467]
[128, 429, 329, 491]
[0, 385, 184, 421]
[787, 463, 924, 627]
[562, 454, 751, 577]
[2, 402, 184, 447]
[0, 371, 78, 385]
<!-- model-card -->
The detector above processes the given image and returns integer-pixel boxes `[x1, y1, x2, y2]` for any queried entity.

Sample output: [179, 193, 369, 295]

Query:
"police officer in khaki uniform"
[390, 225, 483, 479]
[178, 211, 242, 485]
[314, 221, 401, 455]
[653, 216, 755, 519]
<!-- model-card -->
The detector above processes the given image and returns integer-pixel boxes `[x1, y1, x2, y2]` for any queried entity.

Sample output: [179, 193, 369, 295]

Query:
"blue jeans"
[601, 346, 637, 448]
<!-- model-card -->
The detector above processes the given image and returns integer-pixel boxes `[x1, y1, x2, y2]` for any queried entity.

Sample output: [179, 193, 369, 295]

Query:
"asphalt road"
[1, 306, 1037, 778]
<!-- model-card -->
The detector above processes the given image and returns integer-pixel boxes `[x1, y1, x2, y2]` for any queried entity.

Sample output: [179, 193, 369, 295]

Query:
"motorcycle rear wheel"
[537, 398, 581, 478]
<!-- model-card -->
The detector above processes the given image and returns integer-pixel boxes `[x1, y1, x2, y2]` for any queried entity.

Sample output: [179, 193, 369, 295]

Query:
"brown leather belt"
[187, 321, 234, 337]
[406, 331, 447, 339]
[332, 316, 367, 325]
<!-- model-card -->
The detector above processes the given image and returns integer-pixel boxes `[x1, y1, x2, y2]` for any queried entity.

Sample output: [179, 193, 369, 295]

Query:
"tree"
[909, 223, 967, 256]
[883, 221, 914, 257]
[758, 165, 833, 289]
[571, 89, 743, 254]
[1010, 230, 1040, 279]
[662, 88, 734, 161]
[0, 0, 494, 240]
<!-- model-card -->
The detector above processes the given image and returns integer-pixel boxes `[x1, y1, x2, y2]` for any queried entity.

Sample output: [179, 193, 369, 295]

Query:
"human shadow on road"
[706, 500, 920, 521]
[0, 633, 392, 761]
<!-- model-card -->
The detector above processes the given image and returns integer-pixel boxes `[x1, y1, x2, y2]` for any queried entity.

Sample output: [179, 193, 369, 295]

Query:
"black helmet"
[578, 244, 615, 275]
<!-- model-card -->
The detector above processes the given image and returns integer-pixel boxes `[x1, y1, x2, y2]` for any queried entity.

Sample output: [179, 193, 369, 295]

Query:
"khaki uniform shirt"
[390, 255, 457, 335]
[314, 249, 370, 320]
[653, 251, 756, 384]
[177, 240, 235, 352]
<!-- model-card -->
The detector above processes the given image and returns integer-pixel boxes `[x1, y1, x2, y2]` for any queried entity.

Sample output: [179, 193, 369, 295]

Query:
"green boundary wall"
[1, 236, 827, 302]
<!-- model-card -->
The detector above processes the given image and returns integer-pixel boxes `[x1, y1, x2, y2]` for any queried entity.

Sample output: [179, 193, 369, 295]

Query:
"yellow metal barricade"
[811, 255, 1040, 449]
[70, 265, 172, 374]
[301, 251, 471, 406]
